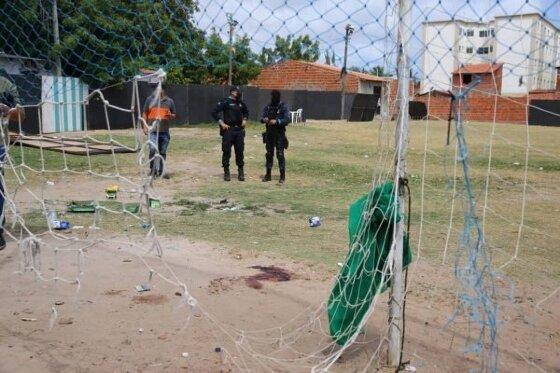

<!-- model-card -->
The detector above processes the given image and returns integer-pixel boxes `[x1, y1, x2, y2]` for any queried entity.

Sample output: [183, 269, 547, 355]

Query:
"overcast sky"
[193, 0, 560, 73]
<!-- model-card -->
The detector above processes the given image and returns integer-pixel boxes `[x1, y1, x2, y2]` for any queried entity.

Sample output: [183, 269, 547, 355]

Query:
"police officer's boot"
[238, 167, 245, 181]
[279, 168, 286, 184]
[262, 168, 272, 182]
[224, 167, 231, 182]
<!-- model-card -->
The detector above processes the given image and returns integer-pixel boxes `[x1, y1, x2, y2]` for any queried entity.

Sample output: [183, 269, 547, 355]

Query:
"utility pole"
[227, 13, 238, 86]
[340, 23, 354, 120]
[52, 0, 62, 76]
[388, 0, 411, 368]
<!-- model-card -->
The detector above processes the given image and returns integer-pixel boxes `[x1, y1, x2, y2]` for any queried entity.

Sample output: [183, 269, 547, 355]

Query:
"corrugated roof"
[453, 63, 503, 74]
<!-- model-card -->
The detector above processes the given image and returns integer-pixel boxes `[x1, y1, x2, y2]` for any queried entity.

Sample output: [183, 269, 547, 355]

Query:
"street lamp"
[227, 13, 238, 86]
[341, 23, 354, 120]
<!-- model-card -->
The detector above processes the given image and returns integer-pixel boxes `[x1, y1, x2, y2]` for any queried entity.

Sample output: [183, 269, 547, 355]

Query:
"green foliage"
[259, 34, 320, 65]
[201, 32, 261, 85]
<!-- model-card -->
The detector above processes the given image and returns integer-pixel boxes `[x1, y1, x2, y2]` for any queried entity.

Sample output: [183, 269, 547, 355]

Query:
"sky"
[194, 0, 560, 73]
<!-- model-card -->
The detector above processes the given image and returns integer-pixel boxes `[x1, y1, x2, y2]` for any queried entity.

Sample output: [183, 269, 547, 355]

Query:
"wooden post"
[388, 0, 411, 368]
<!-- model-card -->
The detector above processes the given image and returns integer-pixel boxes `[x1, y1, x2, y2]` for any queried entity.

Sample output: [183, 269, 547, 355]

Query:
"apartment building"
[421, 13, 560, 95]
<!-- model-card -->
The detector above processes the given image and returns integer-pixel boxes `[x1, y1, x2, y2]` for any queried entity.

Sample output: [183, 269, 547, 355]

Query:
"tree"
[1, 0, 206, 87]
[350, 65, 392, 77]
[259, 34, 320, 65]
[324, 51, 331, 65]
[202, 32, 261, 85]
[1, 1, 261, 86]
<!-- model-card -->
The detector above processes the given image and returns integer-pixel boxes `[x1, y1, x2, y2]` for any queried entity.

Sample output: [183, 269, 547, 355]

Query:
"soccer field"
[3, 119, 559, 371]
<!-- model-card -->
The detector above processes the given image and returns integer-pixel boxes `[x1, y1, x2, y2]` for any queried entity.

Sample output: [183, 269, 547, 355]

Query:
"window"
[466, 47, 473, 54]
[489, 45, 493, 53]
[490, 28, 495, 37]
[466, 29, 474, 37]
[462, 74, 472, 85]
[477, 47, 489, 54]
[479, 30, 489, 37]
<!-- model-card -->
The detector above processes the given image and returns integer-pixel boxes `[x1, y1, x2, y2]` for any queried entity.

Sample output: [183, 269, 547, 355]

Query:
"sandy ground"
[1, 230, 558, 372]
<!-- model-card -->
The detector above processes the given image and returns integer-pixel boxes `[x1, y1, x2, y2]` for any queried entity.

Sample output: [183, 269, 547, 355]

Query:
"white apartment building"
[421, 13, 560, 95]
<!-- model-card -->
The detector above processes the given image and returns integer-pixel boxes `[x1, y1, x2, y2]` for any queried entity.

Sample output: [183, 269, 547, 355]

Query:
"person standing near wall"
[211, 86, 249, 182]
[142, 83, 176, 179]
[0, 78, 24, 250]
[260, 90, 289, 184]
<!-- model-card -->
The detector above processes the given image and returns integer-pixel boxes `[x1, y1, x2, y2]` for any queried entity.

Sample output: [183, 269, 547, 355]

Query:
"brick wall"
[451, 66, 503, 95]
[251, 60, 366, 92]
[414, 71, 559, 123]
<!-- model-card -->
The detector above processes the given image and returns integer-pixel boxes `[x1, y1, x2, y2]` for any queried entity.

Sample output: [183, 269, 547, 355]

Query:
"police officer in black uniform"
[212, 86, 249, 181]
[260, 90, 289, 184]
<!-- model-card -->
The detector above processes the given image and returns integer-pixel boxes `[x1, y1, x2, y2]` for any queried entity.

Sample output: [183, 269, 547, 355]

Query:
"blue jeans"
[0, 145, 5, 232]
[149, 131, 170, 176]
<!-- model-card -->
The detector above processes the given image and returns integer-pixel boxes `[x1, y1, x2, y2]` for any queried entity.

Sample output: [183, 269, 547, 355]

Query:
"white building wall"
[421, 14, 559, 96]
[421, 23, 458, 93]
[494, 16, 534, 95]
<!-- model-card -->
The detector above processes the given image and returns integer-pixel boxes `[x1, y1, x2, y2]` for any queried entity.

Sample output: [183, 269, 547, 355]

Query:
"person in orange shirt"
[142, 84, 176, 178]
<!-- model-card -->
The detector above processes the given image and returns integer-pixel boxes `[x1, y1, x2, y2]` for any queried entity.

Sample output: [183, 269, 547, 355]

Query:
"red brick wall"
[451, 66, 503, 95]
[413, 70, 559, 123]
[251, 60, 362, 92]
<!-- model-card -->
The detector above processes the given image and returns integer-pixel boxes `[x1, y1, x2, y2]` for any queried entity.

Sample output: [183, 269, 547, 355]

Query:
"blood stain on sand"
[245, 266, 292, 290]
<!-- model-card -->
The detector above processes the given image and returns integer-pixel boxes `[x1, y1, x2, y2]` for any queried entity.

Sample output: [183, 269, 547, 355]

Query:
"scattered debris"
[337, 262, 343, 267]
[21, 317, 37, 322]
[158, 333, 169, 340]
[181, 352, 189, 358]
[404, 365, 417, 372]
[138, 328, 144, 333]
[208, 277, 236, 294]
[104, 289, 126, 296]
[149, 198, 161, 209]
[122, 258, 132, 263]
[245, 266, 292, 289]
[52, 220, 71, 230]
[219, 198, 228, 204]
[106, 185, 119, 199]
[214, 347, 222, 353]
[46, 180, 55, 186]
[222, 206, 241, 212]
[174, 291, 182, 297]
[54, 301, 65, 306]
[132, 294, 168, 305]
[58, 317, 73, 325]
[135, 283, 151, 292]
[308, 216, 321, 228]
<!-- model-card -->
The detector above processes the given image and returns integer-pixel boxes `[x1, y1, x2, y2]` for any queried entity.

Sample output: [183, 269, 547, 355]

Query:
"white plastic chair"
[290, 108, 303, 124]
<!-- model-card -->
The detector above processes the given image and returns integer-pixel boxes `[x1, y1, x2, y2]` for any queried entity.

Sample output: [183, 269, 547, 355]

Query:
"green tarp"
[327, 181, 412, 345]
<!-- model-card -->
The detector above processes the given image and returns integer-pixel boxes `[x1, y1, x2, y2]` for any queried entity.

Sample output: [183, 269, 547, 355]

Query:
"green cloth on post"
[327, 181, 412, 345]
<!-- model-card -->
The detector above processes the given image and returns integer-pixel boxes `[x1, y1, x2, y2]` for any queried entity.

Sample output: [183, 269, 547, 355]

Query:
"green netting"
[327, 181, 412, 346]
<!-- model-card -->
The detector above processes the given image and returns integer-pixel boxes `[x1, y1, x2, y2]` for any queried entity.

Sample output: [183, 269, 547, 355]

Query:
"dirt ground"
[1, 124, 559, 372]
[1, 232, 558, 372]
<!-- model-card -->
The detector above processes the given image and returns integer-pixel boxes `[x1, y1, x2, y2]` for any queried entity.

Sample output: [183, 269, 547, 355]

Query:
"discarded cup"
[308, 216, 321, 228]
[135, 283, 151, 292]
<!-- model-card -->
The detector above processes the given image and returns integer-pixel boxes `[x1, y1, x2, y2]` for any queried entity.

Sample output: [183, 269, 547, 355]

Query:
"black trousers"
[222, 128, 245, 168]
[265, 131, 286, 171]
